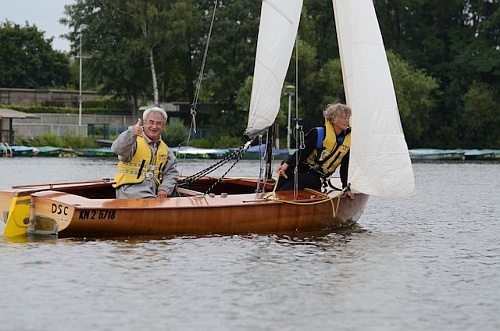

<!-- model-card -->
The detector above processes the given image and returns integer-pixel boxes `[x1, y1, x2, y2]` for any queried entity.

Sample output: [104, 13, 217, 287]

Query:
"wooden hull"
[1, 178, 368, 237]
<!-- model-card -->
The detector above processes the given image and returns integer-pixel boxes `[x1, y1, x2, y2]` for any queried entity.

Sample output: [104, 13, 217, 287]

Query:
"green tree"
[162, 121, 189, 147]
[387, 51, 440, 147]
[0, 21, 71, 89]
[461, 82, 500, 148]
[197, 0, 261, 103]
[288, 39, 321, 131]
[301, 0, 340, 64]
[61, 0, 144, 116]
[374, 0, 499, 147]
[108, 0, 172, 106]
[63, 0, 207, 115]
[158, 0, 202, 103]
[53, 0, 498, 148]
[63, 0, 154, 115]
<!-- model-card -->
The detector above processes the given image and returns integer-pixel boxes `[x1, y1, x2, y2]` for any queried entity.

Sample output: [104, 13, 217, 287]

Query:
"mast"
[264, 124, 276, 180]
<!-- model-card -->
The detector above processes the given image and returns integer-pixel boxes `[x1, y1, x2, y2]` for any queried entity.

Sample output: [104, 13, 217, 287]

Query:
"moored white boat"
[171, 146, 229, 159]
[228, 145, 290, 160]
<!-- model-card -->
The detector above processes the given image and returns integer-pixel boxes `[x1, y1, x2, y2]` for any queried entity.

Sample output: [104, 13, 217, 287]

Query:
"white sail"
[332, 0, 415, 197]
[244, 0, 303, 139]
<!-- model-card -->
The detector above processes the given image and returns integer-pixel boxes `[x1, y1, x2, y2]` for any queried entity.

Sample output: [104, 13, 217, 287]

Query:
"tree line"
[0, 0, 498, 149]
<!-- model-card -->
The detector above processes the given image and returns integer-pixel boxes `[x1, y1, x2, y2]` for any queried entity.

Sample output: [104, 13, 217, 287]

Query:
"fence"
[12, 113, 136, 139]
[11, 113, 214, 141]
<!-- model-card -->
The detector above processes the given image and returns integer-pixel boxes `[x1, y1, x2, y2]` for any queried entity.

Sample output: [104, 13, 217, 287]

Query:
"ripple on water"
[0, 159, 499, 330]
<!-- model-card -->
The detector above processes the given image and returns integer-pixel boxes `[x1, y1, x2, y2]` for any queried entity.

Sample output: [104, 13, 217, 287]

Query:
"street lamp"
[77, 26, 89, 128]
[284, 85, 295, 151]
[78, 29, 82, 127]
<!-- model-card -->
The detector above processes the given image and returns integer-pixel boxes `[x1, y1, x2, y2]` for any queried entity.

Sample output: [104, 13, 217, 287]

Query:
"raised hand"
[133, 118, 143, 136]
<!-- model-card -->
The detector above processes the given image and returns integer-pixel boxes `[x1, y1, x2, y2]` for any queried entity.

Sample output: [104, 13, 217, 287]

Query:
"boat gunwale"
[29, 187, 350, 210]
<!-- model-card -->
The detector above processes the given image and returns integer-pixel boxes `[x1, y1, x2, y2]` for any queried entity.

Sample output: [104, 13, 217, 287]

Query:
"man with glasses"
[111, 106, 179, 198]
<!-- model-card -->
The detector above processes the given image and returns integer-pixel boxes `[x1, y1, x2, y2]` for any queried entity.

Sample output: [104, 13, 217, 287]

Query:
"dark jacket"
[284, 127, 350, 188]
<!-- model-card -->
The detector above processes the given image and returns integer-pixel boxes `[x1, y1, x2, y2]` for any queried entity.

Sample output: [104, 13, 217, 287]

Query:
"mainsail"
[244, 0, 303, 139]
[332, 0, 415, 197]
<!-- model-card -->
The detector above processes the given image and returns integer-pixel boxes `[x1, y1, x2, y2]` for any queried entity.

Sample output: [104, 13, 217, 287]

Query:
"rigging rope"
[178, 140, 252, 189]
[176, 0, 219, 176]
[187, 0, 218, 142]
[265, 174, 353, 221]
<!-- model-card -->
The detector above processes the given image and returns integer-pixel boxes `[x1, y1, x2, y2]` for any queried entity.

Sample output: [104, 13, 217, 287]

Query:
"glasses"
[145, 120, 164, 126]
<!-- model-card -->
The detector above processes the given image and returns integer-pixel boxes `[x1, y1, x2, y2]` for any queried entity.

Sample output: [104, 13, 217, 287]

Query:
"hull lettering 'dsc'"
[52, 204, 68, 216]
[79, 210, 116, 220]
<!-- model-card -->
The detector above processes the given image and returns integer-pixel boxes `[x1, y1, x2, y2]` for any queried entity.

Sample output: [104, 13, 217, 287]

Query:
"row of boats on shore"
[0, 144, 291, 159]
[0, 145, 116, 158]
[409, 148, 500, 161]
[2, 144, 499, 161]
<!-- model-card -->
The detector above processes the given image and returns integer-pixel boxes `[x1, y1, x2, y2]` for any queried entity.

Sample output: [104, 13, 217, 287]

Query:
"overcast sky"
[1, 0, 72, 52]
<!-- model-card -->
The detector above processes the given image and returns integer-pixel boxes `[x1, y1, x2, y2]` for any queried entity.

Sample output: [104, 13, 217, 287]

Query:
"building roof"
[0, 108, 40, 119]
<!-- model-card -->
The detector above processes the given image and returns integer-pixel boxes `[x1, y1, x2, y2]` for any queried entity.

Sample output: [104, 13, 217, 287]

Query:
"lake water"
[1, 157, 499, 331]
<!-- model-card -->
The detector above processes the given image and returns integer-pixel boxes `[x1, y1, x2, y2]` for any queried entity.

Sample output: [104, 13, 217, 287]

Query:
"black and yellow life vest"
[113, 136, 169, 188]
[306, 119, 351, 177]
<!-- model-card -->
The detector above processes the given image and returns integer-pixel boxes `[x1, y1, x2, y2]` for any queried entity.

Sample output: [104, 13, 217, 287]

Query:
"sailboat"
[0, 0, 414, 238]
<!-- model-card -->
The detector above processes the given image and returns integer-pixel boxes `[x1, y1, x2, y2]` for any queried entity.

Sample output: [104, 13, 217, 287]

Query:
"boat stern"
[1, 191, 31, 237]
[27, 191, 76, 235]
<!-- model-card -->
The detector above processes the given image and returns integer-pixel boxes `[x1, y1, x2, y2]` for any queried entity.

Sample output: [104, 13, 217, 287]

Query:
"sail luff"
[332, 0, 415, 197]
[244, 0, 303, 139]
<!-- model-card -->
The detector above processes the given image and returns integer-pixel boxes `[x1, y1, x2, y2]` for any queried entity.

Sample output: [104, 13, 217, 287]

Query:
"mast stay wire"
[187, 0, 218, 140]
[293, 34, 303, 198]
[177, 0, 218, 177]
